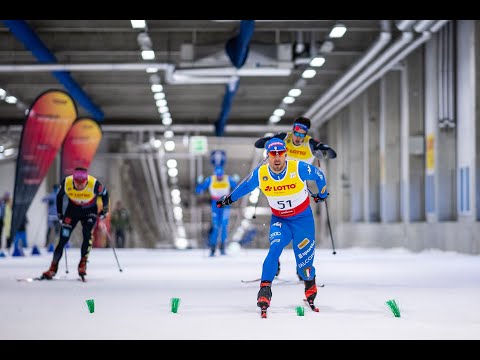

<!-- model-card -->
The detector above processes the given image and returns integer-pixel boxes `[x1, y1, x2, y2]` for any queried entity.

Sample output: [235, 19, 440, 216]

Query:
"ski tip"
[261, 310, 267, 318]
[17, 277, 43, 282]
[241, 278, 261, 283]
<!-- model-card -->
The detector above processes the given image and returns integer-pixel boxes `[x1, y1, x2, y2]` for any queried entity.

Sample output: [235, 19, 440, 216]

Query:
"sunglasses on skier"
[293, 131, 307, 138]
[268, 150, 287, 158]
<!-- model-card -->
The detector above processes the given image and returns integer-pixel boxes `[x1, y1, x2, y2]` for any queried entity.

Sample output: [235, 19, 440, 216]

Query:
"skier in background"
[196, 166, 237, 256]
[41, 167, 109, 280]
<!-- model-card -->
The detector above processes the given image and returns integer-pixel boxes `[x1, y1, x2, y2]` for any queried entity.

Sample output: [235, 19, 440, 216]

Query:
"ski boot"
[257, 280, 272, 318]
[78, 256, 88, 281]
[41, 260, 58, 280]
[304, 276, 319, 312]
[209, 247, 215, 257]
[219, 244, 226, 256]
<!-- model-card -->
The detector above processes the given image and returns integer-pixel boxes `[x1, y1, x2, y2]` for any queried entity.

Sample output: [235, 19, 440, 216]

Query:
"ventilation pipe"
[413, 20, 436, 32]
[318, 20, 449, 123]
[225, 20, 256, 69]
[0, 62, 236, 85]
[2, 20, 104, 121]
[310, 30, 414, 124]
[0, 63, 172, 73]
[395, 20, 417, 31]
[304, 20, 392, 119]
[321, 32, 435, 122]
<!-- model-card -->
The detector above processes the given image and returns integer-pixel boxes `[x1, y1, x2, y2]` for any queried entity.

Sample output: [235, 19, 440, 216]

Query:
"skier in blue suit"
[196, 166, 237, 256]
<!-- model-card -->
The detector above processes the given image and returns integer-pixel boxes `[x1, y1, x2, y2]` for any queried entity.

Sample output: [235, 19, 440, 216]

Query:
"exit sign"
[190, 136, 208, 154]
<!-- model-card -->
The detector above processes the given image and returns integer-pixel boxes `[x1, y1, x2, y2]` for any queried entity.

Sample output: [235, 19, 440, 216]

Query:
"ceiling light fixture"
[288, 89, 302, 97]
[151, 84, 163, 93]
[130, 20, 146, 29]
[269, 115, 281, 123]
[141, 50, 155, 61]
[310, 57, 326, 67]
[329, 23, 347, 38]
[301, 69, 316, 79]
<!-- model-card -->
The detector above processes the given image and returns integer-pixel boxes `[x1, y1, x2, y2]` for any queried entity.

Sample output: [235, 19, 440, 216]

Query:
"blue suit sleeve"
[230, 168, 260, 202]
[297, 161, 328, 198]
[195, 177, 211, 194]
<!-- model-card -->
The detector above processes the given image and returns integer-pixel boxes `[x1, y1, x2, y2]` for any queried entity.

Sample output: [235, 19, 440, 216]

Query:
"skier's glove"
[312, 192, 329, 203]
[216, 195, 233, 208]
[99, 210, 108, 220]
[313, 143, 337, 159]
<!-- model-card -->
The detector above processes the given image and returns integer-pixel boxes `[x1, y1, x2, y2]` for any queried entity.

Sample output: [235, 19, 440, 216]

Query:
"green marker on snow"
[86, 299, 95, 313]
[385, 299, 401, 317]
[295, 306, 305, 316]
[171, 297, 181, 313]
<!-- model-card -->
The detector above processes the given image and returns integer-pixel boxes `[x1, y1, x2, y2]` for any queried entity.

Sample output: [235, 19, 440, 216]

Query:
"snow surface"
[1, 246, 479, 340]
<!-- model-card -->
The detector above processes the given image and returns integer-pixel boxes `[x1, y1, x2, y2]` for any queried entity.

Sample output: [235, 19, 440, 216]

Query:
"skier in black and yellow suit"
[41, 167, 109, 280]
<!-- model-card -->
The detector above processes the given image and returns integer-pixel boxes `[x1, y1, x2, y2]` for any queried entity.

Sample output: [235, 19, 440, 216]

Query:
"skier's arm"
[56, 179, 66, 218]
[217, 168, 260, 207]
[308, 138, 337, 159]
[95, 180, 109, 217]
[254, 132, 288, 149]
[195, 177, 211, 194]
[298, 161, 328, 200]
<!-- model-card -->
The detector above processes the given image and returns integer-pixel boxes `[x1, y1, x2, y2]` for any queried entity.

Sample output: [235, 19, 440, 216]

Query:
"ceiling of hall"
[0, 20, 385, 136]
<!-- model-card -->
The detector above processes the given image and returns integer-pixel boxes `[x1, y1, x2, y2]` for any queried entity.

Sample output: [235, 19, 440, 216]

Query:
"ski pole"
[324, 199, 336, 255]
[100, 221, 123, 272]
[307, 187, 336, 255]
[252, 188, 260, 219]
[64, 246, 69, 273]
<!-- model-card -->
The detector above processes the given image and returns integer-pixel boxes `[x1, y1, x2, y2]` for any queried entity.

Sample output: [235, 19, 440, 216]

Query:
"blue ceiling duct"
[2, 20, 104, 121]
[225, 20, 255, 69]
[215, 20, 255, 136]
[215, 79, 240, 137]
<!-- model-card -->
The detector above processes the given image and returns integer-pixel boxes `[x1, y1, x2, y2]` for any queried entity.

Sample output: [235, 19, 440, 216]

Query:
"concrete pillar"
[424, 32, 439, 222]
[399, 63, 410, 223]
[456, 20, 476, 221]
[350, 98, 363, 221]
[379, 77, 387, 223]
[362, 93, 370, 222]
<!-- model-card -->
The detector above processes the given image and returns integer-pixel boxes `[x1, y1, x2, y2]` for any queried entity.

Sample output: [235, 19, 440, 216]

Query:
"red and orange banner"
[10, 89, 77, 241]
[61, 117, 102, 179]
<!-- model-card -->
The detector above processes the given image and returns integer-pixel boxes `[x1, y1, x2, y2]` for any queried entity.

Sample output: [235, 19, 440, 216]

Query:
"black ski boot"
[304, 276, 319, 312]
[257, 280, 272, 318]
